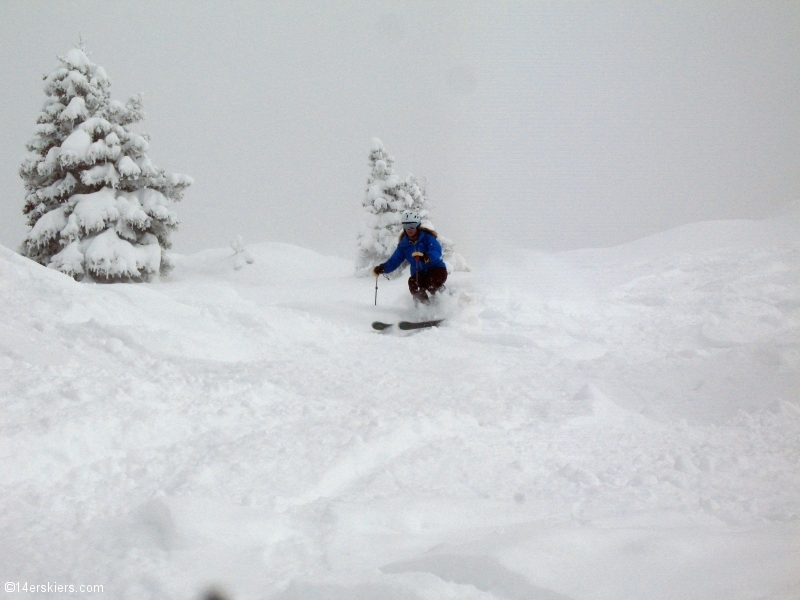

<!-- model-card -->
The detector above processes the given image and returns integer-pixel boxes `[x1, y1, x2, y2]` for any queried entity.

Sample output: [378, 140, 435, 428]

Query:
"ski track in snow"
[1, 218, 799, 600]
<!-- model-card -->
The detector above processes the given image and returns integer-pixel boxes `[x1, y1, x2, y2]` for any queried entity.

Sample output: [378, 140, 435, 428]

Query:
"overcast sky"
[1, 1, 798, 258]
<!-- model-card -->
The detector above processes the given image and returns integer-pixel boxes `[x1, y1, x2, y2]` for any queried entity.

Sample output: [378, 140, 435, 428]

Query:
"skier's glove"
[412, 252, 430, 263]
[373, 264, 386, 276]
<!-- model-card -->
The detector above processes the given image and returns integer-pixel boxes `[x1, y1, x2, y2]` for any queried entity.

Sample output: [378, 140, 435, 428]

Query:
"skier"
[373, 210, 447, 305]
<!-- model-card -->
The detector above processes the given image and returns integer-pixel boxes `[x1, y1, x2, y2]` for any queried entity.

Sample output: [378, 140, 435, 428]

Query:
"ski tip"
[372, 321, 393, 331]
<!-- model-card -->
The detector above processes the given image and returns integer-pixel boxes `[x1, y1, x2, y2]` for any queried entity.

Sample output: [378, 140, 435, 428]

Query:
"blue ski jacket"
[383, 230, 446, 276]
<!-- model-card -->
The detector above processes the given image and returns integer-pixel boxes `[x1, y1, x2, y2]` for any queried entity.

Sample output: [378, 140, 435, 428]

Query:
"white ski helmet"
[401, 210, 422, 227]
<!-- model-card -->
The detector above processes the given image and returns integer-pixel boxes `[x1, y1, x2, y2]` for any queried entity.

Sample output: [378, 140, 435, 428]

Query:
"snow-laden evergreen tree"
[355, 138, 430, 277]
[230, 235, 254, 270]
[20, 44, 192, 281]
[355, 138, 469, 277]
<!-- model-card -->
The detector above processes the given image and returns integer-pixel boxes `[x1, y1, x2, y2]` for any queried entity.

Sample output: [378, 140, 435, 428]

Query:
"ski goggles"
[402, 222, 420, 231]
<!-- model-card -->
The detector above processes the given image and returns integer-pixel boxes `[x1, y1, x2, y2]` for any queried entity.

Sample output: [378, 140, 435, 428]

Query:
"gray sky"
[1, 1, 798, 258]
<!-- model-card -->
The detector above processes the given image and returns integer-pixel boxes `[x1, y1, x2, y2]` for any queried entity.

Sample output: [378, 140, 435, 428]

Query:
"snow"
[25, 205, 67, 246]
[79, 117, 113, 136]
[60, 96, 88, 121]
[167, 172, 195, 187]
[1, 215, 799, 599]
[62, 48, 93, 71]
[32, 172, 78, 202]
[82, 228, 161, 279]
[70, 187, 121, 234]
[57, 129, 92, 165]
[135, 155, 159, 177]
[117, 155, 142, 177]
[80, 162, 121, 187]
[85, 139, 118, 164]
[49, 240, 85, 276]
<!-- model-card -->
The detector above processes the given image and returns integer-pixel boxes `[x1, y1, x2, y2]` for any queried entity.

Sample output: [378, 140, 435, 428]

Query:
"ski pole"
[374, 273, 379, 306]
[414, 251, 421, 301]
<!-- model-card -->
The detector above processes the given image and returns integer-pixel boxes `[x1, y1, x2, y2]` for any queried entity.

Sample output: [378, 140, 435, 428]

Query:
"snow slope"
[1, 216, 799, 600]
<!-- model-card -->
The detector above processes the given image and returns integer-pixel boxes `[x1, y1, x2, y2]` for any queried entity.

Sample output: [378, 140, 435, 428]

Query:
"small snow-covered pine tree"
[20, 44, 192, 281]
[355, 138, 469, 276]
[355, 138, 429, 277]
[230, 235, 254, 270]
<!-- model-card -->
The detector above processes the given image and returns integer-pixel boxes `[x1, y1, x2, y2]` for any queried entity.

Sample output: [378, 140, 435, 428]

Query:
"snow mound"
[169, 241, 352, 282]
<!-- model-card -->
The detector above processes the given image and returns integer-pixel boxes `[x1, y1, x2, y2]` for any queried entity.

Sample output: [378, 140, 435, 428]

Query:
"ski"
[398, 319, 444, 330]
[372, 319, 444, 331]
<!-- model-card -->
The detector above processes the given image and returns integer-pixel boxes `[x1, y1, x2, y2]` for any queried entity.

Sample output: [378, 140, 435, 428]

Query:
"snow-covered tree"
[19, 44, 192, 281]
[230, 235, 254, 270]
[355, 138, 430, 277]
[355, 138, 469, 276]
